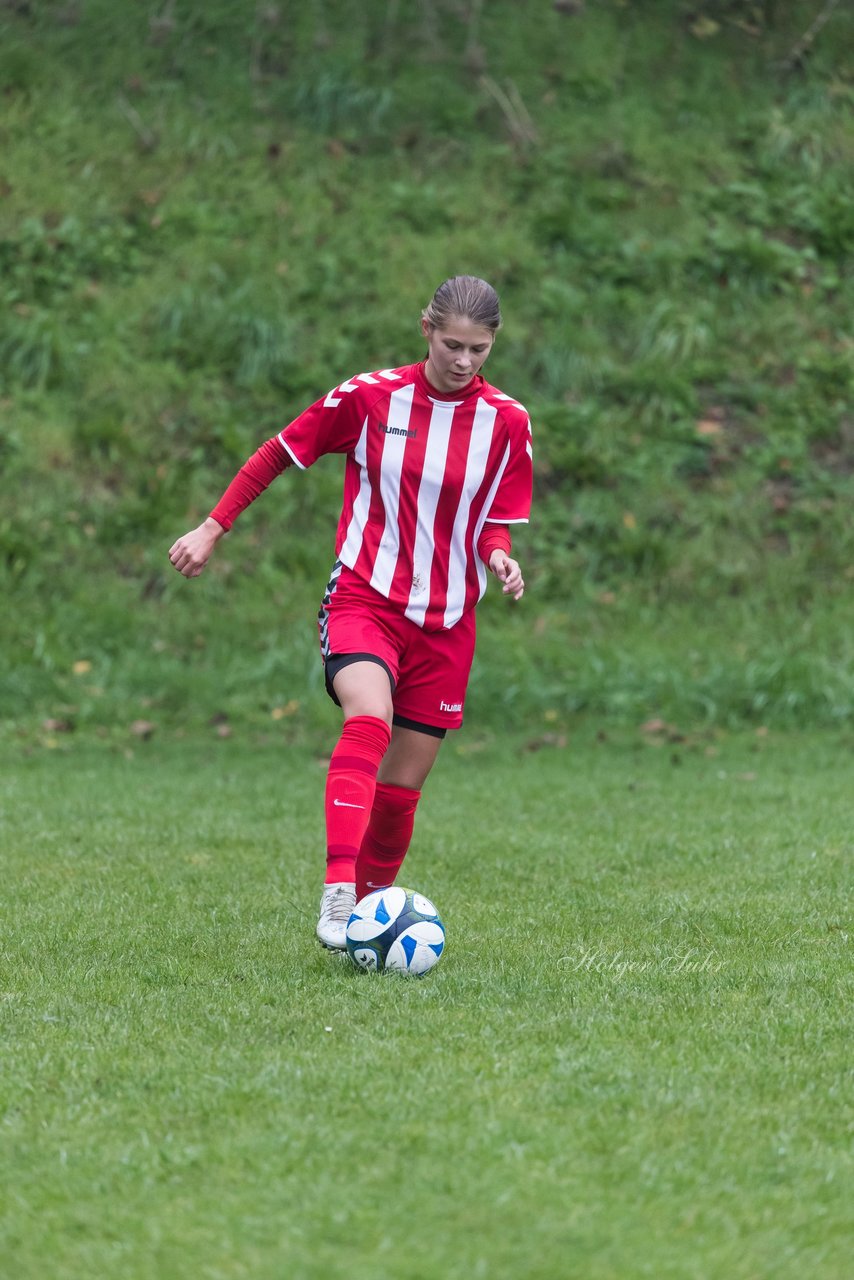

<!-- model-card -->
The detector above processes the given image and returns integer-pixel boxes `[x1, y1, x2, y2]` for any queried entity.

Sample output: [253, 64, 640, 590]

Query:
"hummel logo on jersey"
[333, 798, 365, 809]
[377, 421, 417, 440]
[439, 700, 463, 713]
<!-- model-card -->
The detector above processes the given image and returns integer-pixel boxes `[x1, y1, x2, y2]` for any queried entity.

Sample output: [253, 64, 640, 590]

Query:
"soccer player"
[168, 276, 533, 950]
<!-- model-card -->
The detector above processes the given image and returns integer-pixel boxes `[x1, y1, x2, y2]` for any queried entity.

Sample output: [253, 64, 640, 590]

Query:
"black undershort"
[323, 652, 447, 739]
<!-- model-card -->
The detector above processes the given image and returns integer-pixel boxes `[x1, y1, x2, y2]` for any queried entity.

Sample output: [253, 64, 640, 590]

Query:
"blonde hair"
[422, 276, 502, 333]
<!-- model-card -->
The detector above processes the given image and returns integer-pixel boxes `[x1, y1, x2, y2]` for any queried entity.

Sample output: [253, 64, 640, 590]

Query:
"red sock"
[324, 716, 391, 885]
[356, 781, 421, 900]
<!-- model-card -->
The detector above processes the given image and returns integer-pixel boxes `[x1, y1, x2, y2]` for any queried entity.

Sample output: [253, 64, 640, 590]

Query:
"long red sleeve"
[209, 437, 291, 531]
[476, 523, 511, 565]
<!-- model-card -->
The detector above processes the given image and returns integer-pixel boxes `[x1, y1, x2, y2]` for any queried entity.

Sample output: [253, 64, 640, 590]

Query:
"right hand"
[168, 517, 225, 578]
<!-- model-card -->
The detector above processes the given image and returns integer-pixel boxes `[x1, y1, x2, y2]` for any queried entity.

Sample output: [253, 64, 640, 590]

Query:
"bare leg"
[331, 660, 394, 724]
[329, 664, 445, 785]
[378, 724, 443, 788]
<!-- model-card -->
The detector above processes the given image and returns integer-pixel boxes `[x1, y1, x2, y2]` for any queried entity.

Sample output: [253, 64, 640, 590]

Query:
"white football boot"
[316, 882, 356, 951]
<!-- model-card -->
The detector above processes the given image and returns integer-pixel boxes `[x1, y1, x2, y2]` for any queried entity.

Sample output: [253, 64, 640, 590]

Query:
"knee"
[342, 700, 393, 726]
[337, 686, 393, 724]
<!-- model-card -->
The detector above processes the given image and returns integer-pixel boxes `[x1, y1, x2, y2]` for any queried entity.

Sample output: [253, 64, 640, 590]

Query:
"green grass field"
[1, 728, 851, 1279]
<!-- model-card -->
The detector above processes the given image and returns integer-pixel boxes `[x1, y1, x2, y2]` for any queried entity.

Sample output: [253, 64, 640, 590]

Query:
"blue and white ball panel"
[385, 921, 445, 975]
[346, 886, 409, 943]
[411, 892, 439, 918]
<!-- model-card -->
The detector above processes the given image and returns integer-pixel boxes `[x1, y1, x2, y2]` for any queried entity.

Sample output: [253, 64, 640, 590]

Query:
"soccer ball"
[346, 887, 445, 976]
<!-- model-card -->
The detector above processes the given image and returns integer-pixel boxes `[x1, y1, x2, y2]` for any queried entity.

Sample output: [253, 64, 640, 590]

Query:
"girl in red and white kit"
[169, 276, 533, 949]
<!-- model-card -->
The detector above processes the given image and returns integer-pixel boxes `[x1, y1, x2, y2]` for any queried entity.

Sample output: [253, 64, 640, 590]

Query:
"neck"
[421, 358, 476, 398]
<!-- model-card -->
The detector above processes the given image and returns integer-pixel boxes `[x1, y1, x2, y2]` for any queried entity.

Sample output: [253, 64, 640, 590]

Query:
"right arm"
[168, 436, 290, 578]
[168, 375, 368, 579]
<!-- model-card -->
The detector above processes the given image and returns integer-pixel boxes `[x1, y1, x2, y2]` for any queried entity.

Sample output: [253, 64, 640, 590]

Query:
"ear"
[420, 317, 432, 340]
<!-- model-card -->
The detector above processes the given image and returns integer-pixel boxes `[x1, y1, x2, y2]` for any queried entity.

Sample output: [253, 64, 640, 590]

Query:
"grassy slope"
[1, 730, 851, 1278]
[0, 0, 852, 733]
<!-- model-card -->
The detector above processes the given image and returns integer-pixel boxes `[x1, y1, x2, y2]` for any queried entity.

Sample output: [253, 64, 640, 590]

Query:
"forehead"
[434, 316, 495, 346]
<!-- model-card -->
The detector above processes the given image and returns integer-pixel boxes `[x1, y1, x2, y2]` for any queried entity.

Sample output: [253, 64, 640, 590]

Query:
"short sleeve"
[485, 411, 533, 524]
[278, 375, 367, 469]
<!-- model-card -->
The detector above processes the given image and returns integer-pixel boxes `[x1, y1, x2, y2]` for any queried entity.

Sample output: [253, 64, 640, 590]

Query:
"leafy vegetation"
[1, 0, 852, 736]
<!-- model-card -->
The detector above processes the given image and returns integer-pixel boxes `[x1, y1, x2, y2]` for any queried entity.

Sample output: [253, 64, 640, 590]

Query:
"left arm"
[488, 547, 525, 601]
[476, 405, 533, 603]
[476, 524, 525, 601]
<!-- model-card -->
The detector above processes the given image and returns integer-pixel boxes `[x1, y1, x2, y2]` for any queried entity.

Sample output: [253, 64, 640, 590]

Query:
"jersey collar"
[415, 360, 484, 402]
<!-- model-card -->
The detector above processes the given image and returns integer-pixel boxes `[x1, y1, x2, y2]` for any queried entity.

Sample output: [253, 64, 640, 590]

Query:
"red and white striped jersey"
[277, 361, 532, 631]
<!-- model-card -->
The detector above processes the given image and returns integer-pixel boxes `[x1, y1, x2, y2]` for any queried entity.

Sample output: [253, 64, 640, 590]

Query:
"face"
[421, 316, 495, 394]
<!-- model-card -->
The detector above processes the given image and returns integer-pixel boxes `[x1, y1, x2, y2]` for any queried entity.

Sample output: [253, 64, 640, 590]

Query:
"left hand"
[489, 550, 525, 601]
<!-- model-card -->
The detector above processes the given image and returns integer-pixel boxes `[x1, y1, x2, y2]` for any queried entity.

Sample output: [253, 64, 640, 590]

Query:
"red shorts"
[318, 563, 476, 732]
